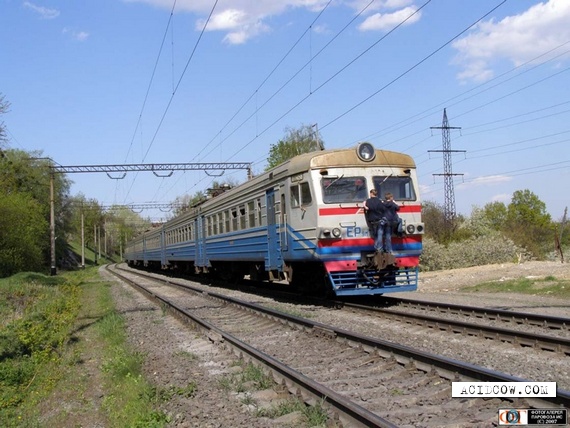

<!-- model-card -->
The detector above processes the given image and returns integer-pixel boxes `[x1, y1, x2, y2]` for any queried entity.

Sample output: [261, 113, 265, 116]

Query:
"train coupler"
[361, 251, 396, 270]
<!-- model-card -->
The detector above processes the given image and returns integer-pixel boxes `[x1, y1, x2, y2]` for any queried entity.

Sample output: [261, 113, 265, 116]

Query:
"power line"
[317, 1, 508, 134]
[224, 0, 436, 161]
[123, 0, 220, 203]
[124, 0, 179, 164]
[197, 0, 383, 163]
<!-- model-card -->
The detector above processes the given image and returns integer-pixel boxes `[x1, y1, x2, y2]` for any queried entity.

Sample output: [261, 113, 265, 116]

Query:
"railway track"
[107, 264, 570, 427]
[212, 273, 570, 356]
[382, 296, 570, 331]
[334, 300, 570, 356]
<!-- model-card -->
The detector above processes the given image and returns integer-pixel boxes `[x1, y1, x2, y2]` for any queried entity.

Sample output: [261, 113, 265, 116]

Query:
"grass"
[256, 397, 331, 426]
[218, 360, 274, 393]
[219, 360, 331, 426]
[462, 275, 570, 297]
[0, 267, 170, 427]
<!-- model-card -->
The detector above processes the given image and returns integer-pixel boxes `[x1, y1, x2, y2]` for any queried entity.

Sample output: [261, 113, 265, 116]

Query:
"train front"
[313, 143, 424, 296]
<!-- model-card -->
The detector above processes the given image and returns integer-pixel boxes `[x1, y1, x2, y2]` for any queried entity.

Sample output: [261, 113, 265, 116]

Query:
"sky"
[2, 0, 569, 222]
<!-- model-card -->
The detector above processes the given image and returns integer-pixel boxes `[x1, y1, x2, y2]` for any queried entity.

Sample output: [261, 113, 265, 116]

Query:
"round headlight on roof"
[357, 142, 376, 161]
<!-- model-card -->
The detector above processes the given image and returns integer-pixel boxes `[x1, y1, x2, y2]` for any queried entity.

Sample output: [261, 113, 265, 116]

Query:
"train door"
[265, 188, 283, 275]
[194, 216, 208, 271]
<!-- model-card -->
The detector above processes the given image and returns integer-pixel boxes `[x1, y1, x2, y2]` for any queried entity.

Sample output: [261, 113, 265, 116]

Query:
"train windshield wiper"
[325, 174, 344, 190]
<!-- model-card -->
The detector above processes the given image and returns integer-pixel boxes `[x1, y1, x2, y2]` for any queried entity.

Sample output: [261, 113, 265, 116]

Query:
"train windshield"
[321, 176, 367, 203]
[374, 176, 416, 201]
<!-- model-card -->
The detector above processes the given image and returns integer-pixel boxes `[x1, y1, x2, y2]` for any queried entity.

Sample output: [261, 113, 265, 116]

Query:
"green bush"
[420, 235, 530, 271]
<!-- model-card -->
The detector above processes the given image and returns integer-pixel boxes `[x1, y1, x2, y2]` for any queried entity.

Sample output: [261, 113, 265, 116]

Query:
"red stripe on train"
[318, 236, 422, 248]
[324, 256, 419, 272]
[319, 205, 421, 216]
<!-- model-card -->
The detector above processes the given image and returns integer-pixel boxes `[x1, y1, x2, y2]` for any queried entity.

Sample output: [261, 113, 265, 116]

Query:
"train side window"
[290, 185, 300, 207]
[224, 210, 230, 232]
[239, 205, 246, 229]
[257, 199, 263, 226]
[207, 216, 213, 237]
[231, 208, 238, 231]
[300, 182, 312, 205]
[217, 212, 223, 234]
[247, 201, 255, 227]
[290, 182, 312, 207]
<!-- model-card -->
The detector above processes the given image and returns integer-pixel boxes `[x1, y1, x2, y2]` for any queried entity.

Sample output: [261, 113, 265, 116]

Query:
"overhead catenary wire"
[122, 0, 220, 204]
[222, 0, 436, 161]
[194, 0, 381, 163]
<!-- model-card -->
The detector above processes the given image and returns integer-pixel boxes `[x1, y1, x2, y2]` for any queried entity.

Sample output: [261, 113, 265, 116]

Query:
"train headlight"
[356, 142, 376, 162]
[332, 228, 341, 238]
[416, 224, 424, 233]
[406, 224, 416, 234]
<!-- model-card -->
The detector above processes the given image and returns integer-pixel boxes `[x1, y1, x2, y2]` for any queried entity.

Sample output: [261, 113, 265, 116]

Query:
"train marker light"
[357, 142, 376, 161]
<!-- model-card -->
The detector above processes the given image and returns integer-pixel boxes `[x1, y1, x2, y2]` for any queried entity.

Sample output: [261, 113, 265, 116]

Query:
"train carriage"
[124, 142, 424, 297]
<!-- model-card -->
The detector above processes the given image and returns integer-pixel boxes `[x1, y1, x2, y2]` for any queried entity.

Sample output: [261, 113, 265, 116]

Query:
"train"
[124, 142, 424, 296]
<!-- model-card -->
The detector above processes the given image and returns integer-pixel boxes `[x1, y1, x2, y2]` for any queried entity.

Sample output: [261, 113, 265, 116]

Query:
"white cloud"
[23, 1, 60, 19]
[491, 193, 511, 204]
[125, 0, 329, 44]
[457, 174, 512, 190]
[62, 28, 90, 42]
[452, 0, 570, 83]
[348, 0, 414, 14]
[358, 6, 421, 32]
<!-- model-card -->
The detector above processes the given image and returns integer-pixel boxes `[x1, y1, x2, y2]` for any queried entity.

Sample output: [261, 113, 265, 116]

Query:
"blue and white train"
[124, 142, 424, 296]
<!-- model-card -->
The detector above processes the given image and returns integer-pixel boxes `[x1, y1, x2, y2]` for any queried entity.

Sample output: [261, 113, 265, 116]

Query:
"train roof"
[275, 144, 416, 176]
[144, 144, 416, 230]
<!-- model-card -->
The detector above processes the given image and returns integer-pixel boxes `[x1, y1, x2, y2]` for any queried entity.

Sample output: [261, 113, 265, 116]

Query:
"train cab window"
[322, 176, 367, 203]
[374, 176, 416, 201]
[290, 182, 312, 208]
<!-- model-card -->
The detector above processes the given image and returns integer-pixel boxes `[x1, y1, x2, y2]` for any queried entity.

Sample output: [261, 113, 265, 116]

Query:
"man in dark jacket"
[383, 192, 401, 251]
[364, 189, 387, 252]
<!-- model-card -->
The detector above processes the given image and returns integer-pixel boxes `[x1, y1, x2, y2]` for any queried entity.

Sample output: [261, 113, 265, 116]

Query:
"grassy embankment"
[463, 275, 570, 297]
[0, 260, 169, 427]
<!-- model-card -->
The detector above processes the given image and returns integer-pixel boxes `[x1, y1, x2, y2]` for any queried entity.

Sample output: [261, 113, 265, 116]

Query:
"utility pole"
[50, 172, 56, 275]
[429, 109, 465, 228]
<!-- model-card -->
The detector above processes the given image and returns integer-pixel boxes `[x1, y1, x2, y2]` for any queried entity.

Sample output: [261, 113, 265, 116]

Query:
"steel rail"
[107, 265, 397, 428]
[382, 296, 570, 330]
[111, 265, 570, 409]
[338, 302, 570, 355]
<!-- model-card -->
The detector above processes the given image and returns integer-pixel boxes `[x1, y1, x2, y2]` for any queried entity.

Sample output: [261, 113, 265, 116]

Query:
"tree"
[266, 124, 324, 170]
[421, 200, 447, 243]
[504, 190, 553, 259]
[481, 201, 508, 231]
[0, 192, 47, 276]
[0, 149, 72, 273]
[507, 190, 551, 227]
